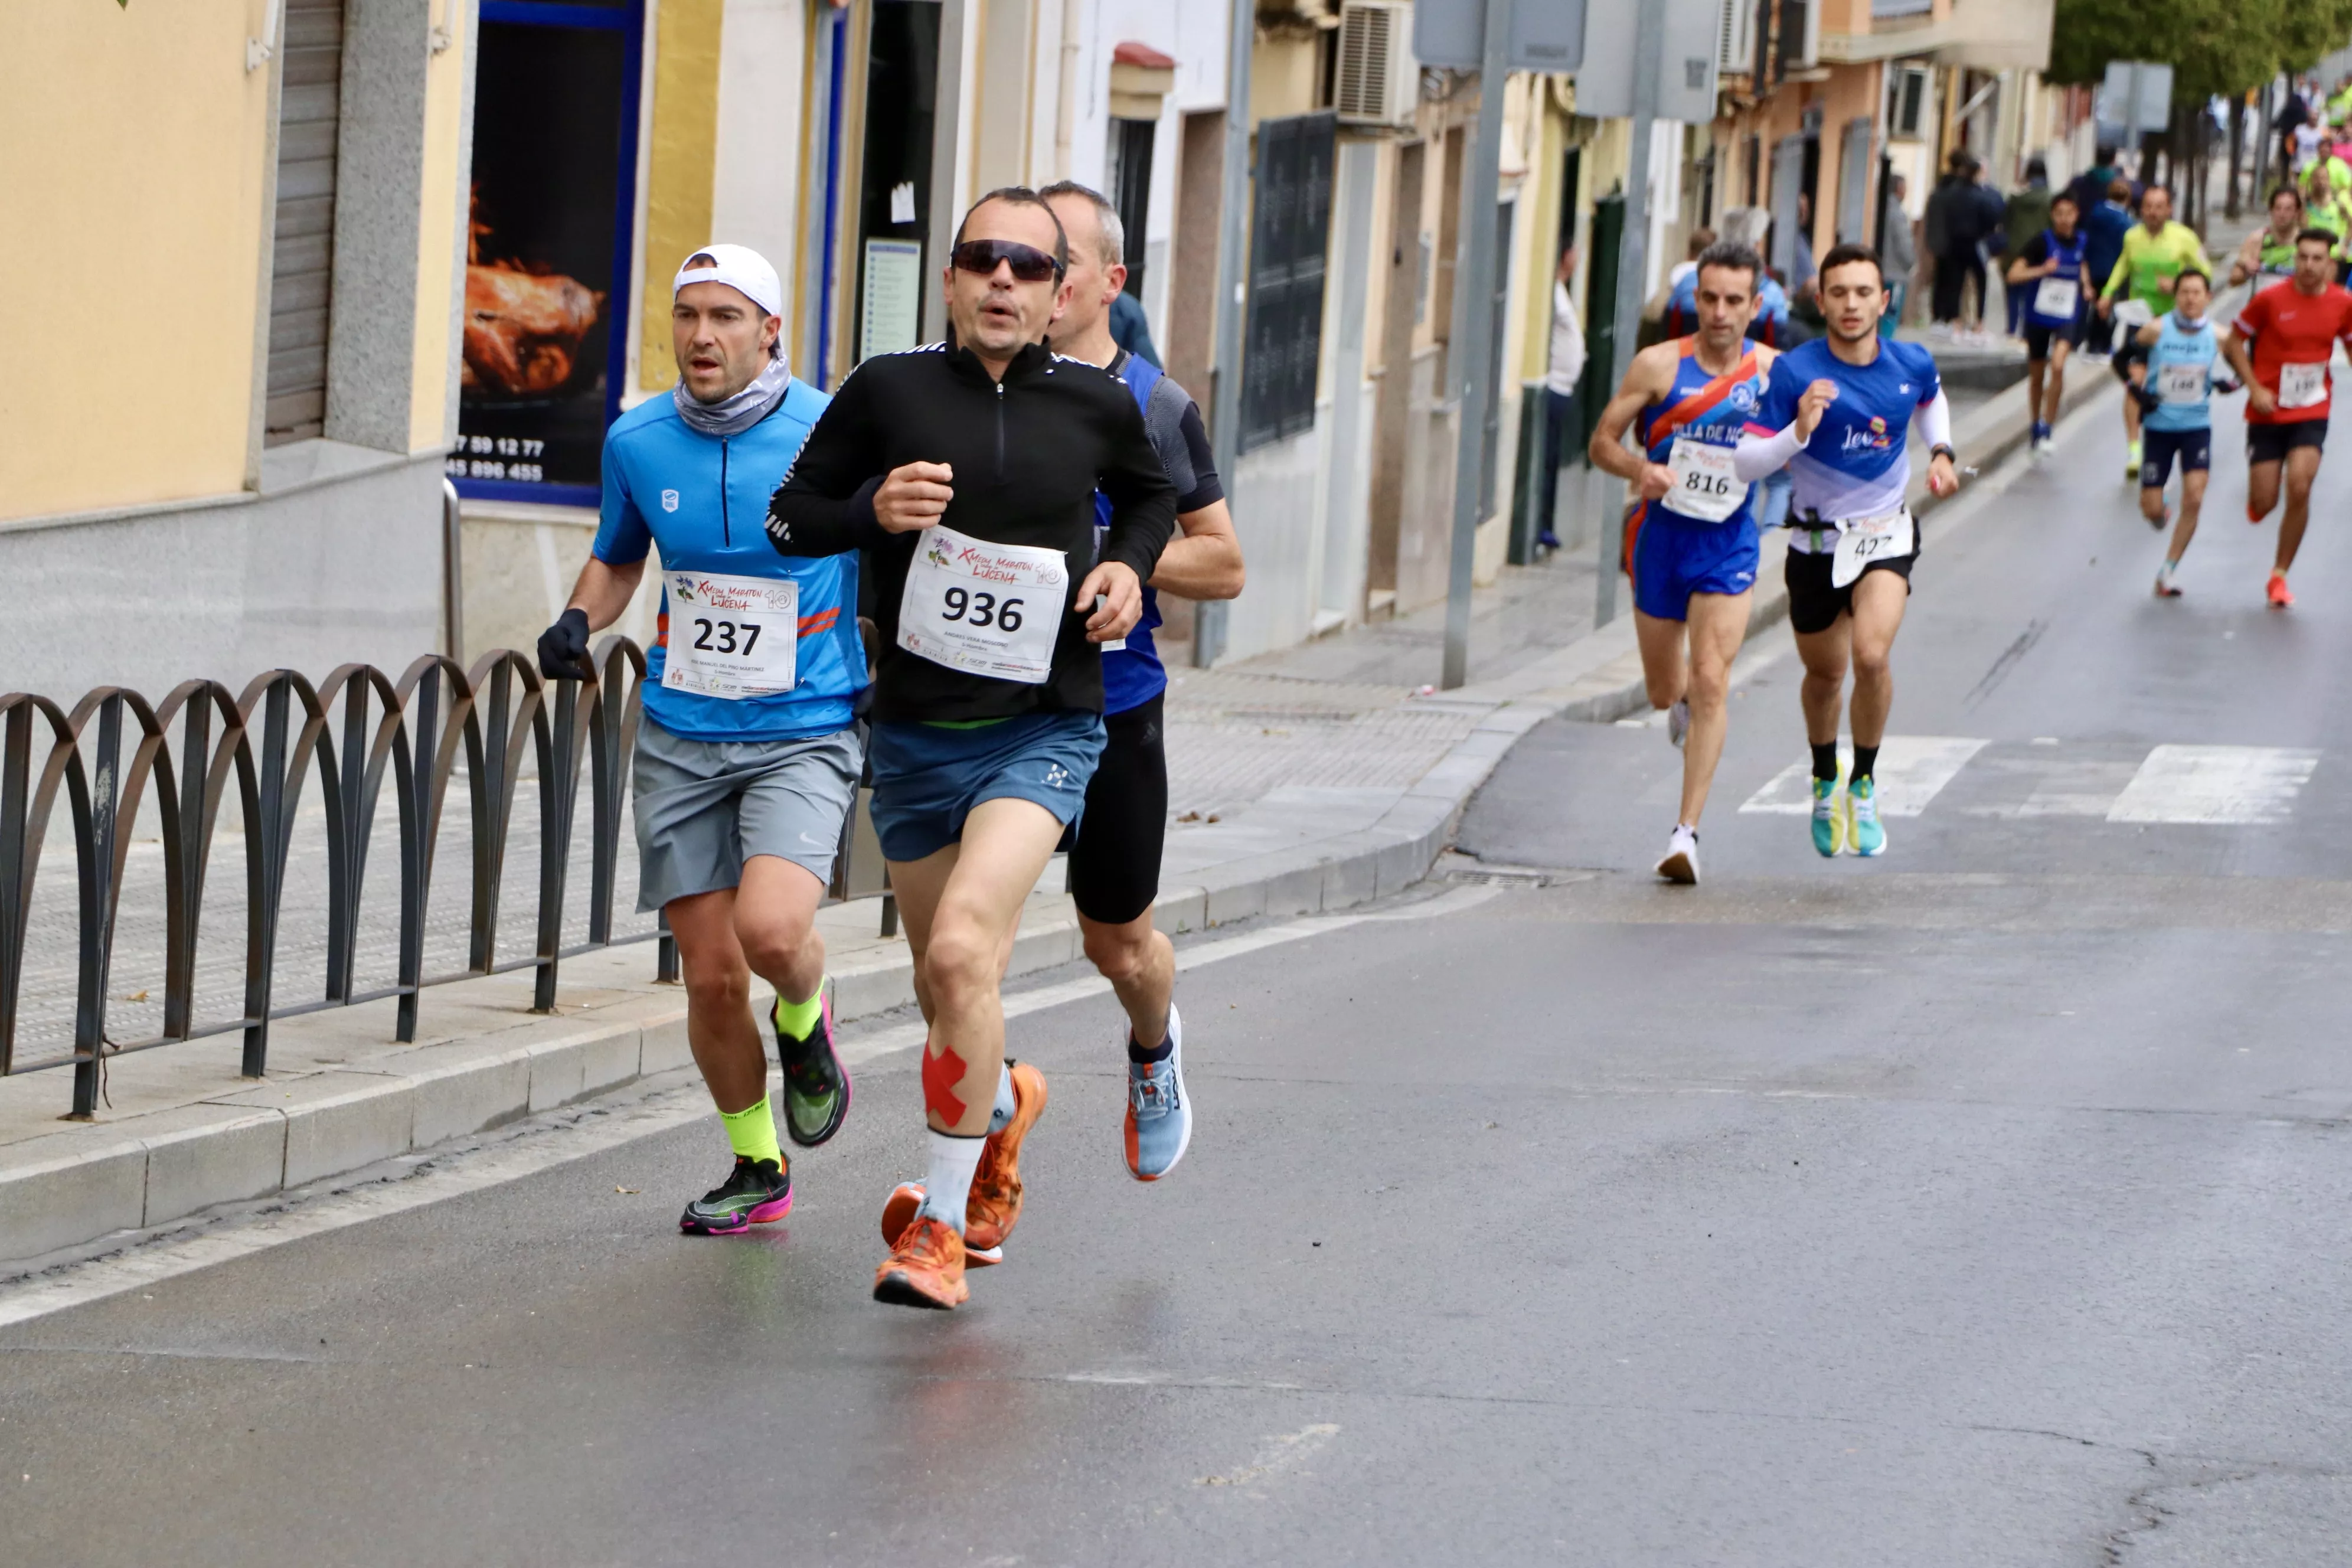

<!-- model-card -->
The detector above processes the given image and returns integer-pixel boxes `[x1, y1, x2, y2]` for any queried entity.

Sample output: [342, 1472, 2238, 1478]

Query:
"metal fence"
[0, 643, 680, 1119]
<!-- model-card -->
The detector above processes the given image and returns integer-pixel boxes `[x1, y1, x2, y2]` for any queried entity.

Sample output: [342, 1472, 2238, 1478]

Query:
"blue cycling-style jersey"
[1634, 338, 1773, 532]
[592, 381, 865, 742]
[2144, 310, 2220, 432]
[1756, 337, 1942, 522]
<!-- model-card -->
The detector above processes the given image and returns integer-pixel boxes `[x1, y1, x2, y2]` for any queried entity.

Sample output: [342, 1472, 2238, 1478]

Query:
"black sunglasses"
[950, 239, 1064, 283]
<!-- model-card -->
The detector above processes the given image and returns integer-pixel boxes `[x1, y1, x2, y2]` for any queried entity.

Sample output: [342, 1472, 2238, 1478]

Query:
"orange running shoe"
[879, 1181, 1000, 1265]
[2269, 570, 2295, 608]
[963, 1060, 1047, 1255]
[873, 1213, 968, 1309]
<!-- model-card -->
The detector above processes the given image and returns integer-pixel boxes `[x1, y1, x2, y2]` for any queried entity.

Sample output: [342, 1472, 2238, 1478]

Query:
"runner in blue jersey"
[2004, 191, 2089, 452]
[1590, 240, 1779, 885]
[534, 246, 864, 1236]
[2121, 267, 2239, 595]
[1040, 182, 1242, 1181]
[1736, 243, 1961, 861]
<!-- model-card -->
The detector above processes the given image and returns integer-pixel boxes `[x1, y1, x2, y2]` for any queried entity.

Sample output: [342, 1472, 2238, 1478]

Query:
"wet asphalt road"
[4, 381, 2351, 1566]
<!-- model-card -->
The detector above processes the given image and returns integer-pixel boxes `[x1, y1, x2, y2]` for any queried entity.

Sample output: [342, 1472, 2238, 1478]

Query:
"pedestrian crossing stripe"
[1740, 740, 2321, 825]
[2106, 744, 2319, 825]
[1740, 737, 1988, 818]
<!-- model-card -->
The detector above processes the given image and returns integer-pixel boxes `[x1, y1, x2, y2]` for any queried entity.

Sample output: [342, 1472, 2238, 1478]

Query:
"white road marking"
[0, 886, 1494, 1329]
[1972, 757, 2145, 819]
[1740, 736, 1989, 817]
[1197, 1423, 1341, 1488]
[2107, 745, 2321, 825]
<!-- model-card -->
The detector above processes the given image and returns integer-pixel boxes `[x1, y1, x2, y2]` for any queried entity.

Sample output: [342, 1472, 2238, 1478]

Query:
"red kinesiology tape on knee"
[922, 1037, 969, 1123]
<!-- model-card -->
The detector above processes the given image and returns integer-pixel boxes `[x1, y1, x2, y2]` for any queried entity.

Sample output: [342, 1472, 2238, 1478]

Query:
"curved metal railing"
[0, 641, 677, 1118]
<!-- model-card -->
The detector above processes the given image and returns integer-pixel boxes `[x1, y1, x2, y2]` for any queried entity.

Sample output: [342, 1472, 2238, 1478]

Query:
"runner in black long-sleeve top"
[766, 187, 1176, 1309]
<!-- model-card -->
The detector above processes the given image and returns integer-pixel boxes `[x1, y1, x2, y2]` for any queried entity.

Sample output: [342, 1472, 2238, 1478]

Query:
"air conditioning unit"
[1335, 1, 1418, 126]
[1718, 0, 1752, 74]
[1775, 0, 1820, 75]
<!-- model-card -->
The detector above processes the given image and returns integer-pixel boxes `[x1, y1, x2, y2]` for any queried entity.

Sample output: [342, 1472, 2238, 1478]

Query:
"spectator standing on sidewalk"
[2281, 87, 2311, 181]
[2002, 159, 2055, 338]
[1879, 172, 1917, 337]
[1538, 243, 1587, 552]
[1927, 153, 1995, 336]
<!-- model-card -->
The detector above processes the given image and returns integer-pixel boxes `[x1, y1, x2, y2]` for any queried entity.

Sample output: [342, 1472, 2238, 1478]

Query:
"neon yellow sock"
[719, 1096, 782, 1167]
[772, 983, 825, 1041]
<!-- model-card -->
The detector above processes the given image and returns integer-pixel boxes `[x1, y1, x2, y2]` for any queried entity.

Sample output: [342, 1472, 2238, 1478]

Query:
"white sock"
[917, 1129, 985, 1234]
[985, 1063, 1017, 1135]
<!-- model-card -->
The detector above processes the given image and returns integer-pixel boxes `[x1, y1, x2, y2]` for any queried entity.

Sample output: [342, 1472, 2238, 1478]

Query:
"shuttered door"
[1240, 111, 1338, 453]
[265, 0, 345, 445]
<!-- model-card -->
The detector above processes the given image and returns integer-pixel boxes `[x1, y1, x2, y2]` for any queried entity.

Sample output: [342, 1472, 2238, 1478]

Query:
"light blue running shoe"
[1811, 777, 1843, 857]
[1848, 776, 1887, 857]
[1124, 1003, 1191, 1181]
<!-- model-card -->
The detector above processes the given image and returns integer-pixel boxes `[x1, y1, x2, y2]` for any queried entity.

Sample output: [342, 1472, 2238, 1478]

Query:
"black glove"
[2132, 383, 2162, 416]
[537, 607, 596, 681]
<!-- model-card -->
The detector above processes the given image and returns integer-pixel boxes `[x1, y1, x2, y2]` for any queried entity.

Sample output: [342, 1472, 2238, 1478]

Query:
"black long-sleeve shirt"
[766, 338, 1178, 721]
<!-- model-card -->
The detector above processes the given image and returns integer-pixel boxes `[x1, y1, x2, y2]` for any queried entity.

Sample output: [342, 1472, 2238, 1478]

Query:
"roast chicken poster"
[449, 17, 628, 497]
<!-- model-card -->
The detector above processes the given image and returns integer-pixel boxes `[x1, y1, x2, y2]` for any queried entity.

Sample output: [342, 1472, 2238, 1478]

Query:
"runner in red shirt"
[2222, 228, 2352, 606]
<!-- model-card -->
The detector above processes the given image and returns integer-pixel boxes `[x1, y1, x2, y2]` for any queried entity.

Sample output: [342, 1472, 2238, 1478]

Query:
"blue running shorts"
[1632, 512, 1761, 622]
[865, 710, 1107, 863]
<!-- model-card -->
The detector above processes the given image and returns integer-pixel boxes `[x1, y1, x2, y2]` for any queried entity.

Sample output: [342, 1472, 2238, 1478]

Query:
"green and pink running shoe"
[678, 1157, 793, 1235]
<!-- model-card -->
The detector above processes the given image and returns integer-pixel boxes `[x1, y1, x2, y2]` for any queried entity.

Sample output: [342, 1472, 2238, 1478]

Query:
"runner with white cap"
[534, 244, 866, 1236]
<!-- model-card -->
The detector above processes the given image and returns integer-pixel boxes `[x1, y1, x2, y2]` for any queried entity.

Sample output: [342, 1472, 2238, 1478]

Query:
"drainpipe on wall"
[1198, 0, 1254, 668]
[1054, 0, 1084, 178]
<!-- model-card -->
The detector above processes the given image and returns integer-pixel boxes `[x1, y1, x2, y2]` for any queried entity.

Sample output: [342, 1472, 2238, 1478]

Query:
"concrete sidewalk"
[0, 331, 2119, 1270]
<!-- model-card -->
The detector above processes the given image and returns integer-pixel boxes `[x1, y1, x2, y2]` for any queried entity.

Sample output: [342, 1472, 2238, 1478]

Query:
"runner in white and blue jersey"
[2004, 191, 2089, 452]
[2123, 267, 2239, 595]
[1041, 182, 1243, 1182]
[534, 246, 863, 1236]
[1590, 240, 1779, 885]
[1736, 243, 1961, 861]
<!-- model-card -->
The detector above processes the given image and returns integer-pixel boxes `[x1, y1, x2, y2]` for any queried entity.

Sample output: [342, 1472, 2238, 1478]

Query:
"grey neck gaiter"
[674, 351, 792, 437]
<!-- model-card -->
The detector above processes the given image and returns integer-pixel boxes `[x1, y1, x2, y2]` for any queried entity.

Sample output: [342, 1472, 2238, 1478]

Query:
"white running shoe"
[1667, 698, 1690, 750]
[1655, 825, 1699, 885]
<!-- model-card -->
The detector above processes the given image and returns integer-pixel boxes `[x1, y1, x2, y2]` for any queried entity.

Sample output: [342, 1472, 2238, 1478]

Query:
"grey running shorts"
[630, 718, 864, 912]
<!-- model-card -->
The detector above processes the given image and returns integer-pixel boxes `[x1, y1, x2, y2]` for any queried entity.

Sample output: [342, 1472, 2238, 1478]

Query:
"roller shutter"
[265, 0, 345, 446]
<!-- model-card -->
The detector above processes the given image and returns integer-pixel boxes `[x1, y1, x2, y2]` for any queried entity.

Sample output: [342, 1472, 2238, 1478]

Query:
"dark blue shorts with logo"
[865, 710, 1106, 863]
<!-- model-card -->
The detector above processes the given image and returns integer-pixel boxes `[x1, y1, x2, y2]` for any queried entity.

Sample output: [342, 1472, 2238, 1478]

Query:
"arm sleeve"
[1914, 389, 1953, 451]
[765, 371, 891, 558]
[1096, 393, 1180, 579]
[592, 437, 652, 566]
[1734, 423, 1807, 482]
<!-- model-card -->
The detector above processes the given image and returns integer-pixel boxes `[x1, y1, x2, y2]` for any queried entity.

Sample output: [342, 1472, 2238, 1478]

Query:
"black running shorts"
[1785, 537, 1919, 636]
[2024, 319, 2081, 360]
[1069, 694, 1167, 926]
[2246, 420, 2327, 466]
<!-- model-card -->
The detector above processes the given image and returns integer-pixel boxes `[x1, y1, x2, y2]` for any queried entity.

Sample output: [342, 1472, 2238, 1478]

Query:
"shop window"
[450, 0, 645, 505]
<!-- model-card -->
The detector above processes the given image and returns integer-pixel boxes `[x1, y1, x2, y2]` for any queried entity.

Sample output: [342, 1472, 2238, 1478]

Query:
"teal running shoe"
[1124, 1003, 1192, 1181]
[1811, 778, 1843, 857]
[1848, 776, 1887, 857]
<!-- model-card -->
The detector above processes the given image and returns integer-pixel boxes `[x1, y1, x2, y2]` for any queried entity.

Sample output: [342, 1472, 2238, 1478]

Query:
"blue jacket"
[2082, 201, 2135, 300]
[592, 381, 865, 742]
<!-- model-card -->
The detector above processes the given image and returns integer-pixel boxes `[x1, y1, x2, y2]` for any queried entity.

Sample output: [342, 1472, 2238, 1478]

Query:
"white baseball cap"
[674, 244, 783, 319]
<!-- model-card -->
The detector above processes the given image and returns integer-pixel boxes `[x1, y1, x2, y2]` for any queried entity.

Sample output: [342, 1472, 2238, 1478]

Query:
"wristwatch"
[1929, 443, 1956, 464]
